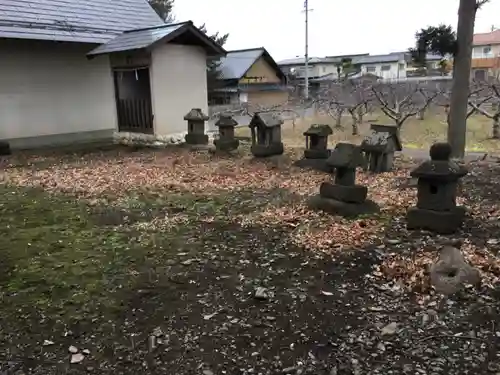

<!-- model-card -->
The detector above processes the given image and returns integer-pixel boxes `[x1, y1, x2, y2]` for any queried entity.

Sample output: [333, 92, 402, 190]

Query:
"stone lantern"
[248, 112, 284, 157]
[308, 143, 378, 216]
[184, 108, 209, 145]
[361, 124, 402, 172]
[214, 114, 239, 151]
[406, 142, 468, 234]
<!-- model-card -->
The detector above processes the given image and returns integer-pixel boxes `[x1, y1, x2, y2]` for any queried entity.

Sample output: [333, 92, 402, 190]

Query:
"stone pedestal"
[0, 141, 11, 155]
[407, 206, 466, 234]
[251, 142, 284, 157]
[307, 143, 379, 217]
[406, 142, 468, 234]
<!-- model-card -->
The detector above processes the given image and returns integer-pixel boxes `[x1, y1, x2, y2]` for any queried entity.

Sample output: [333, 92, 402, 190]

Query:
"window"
[381, 65, 391, 71]
[366, 66, 376, 73]
[474, 69, 486, 81]
[322, 66, 327, 73]
[399, 63, 405, 70]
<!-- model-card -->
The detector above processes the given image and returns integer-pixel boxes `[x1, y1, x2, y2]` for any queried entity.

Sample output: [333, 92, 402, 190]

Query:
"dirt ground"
[1, 141, 500, 374]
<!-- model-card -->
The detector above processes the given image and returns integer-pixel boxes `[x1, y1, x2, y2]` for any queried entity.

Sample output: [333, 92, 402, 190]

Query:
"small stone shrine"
[361, 124, 402, 172]
[184, 108, 209, 145]
[294, 124, 333, 172]
[406, 142, 468, 234]
[214, 114, 239, 151]
[303, 124, 332, 159]
[249, 112, 284, 157]
[308, 142, 379, 217]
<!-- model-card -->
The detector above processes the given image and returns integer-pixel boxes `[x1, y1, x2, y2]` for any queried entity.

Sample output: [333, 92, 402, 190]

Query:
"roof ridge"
[226, 47, 265, 54]
[124, 20, 193, 34]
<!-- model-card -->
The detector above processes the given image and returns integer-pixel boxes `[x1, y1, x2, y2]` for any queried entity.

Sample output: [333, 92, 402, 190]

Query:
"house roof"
[87, 21, 226, 57]
[277, 54, 369, 66]
[0, 0, 163, 43]
[279, 52, 441, 67]
[356, 52, 407, 64]
[217, 47, 286, 81]
[473, 29, 500, 46]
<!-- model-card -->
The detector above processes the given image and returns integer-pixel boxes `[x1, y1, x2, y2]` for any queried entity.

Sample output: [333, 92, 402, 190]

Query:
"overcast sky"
[174, 0, 500, 61]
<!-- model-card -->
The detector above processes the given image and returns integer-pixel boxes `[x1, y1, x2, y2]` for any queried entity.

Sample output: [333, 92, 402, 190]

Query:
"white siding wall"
[150, 43, 208, 135]
[361, 61, 407, 79]
[472, 45, 496, 58]
[0, 39, 116, 145]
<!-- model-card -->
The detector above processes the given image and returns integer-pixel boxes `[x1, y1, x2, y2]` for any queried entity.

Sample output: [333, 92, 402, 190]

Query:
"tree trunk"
[493, 117, 500, 139]
[335, 109, 343, 128]
[447, 0, 477, 158]
[357, 107, 364, 124]
[351, 115, 359, 135]
[417, 109, 425, 120]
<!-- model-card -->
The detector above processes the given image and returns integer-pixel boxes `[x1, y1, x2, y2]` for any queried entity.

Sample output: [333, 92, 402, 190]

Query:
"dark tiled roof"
[356, 52, 407, 64]
[0, 0, 163, 43]
[87, 21, 225, 57]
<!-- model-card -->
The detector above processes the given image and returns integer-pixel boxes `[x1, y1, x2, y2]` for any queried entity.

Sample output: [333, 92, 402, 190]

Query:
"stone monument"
[361, 124, 402, 172]
[406, 142, 468, 234]
[184, 108, 209, 145]
[294, 124, 333, 172]
[308, 142, 379, 217]
[214, 114, 239, 151]
[249, 112, 284, 157]
[0, 141, 11, 155]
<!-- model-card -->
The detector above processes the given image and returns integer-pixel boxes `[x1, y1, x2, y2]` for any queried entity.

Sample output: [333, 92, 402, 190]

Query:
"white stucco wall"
[361, 61, 407, 79]
[0, 39, 117, 148]
[150, 43, 208, 135]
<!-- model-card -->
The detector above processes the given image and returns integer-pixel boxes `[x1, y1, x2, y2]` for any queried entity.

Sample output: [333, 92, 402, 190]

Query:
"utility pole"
[304, 0, 309, 100]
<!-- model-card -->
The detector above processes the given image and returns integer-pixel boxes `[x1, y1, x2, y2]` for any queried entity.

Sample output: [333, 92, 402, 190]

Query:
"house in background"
[355, 52, 409, 79]
[0, 0, 224, 149]
[212, 47, 288, 107]
[471, 29, 500, 80]
[277, 54, 368, 81]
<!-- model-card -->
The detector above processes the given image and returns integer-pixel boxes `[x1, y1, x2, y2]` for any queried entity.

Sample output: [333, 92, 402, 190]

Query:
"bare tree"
[343, 82, 372, 135]
[468, 80, 500, 138]
[415, 86, 441, 120]
[314, 84, 347, 130]
[439, 81, 489, 121]
[371, 82, 437, 128]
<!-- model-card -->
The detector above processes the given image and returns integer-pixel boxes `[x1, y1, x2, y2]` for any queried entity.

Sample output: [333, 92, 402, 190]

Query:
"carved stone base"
[293, 158, 332, 173]
[304, 149, 330, 159]
[214, 138, 239, 151]
[319, 182, 367, 203]
[0, 141, 11, 155]
[308, 194, 379, 217]
[185, 133, 209, 145]
[365, 152, 395, 173]
[251, 142, 284, 157]
[406, 206, 466, 234]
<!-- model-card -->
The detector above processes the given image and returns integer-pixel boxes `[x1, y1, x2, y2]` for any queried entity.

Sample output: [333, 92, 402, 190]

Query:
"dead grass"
[236, 111, 500, 153]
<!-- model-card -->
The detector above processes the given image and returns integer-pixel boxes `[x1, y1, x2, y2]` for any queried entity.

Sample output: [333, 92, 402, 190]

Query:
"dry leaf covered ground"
[1, 142, 500, 374]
